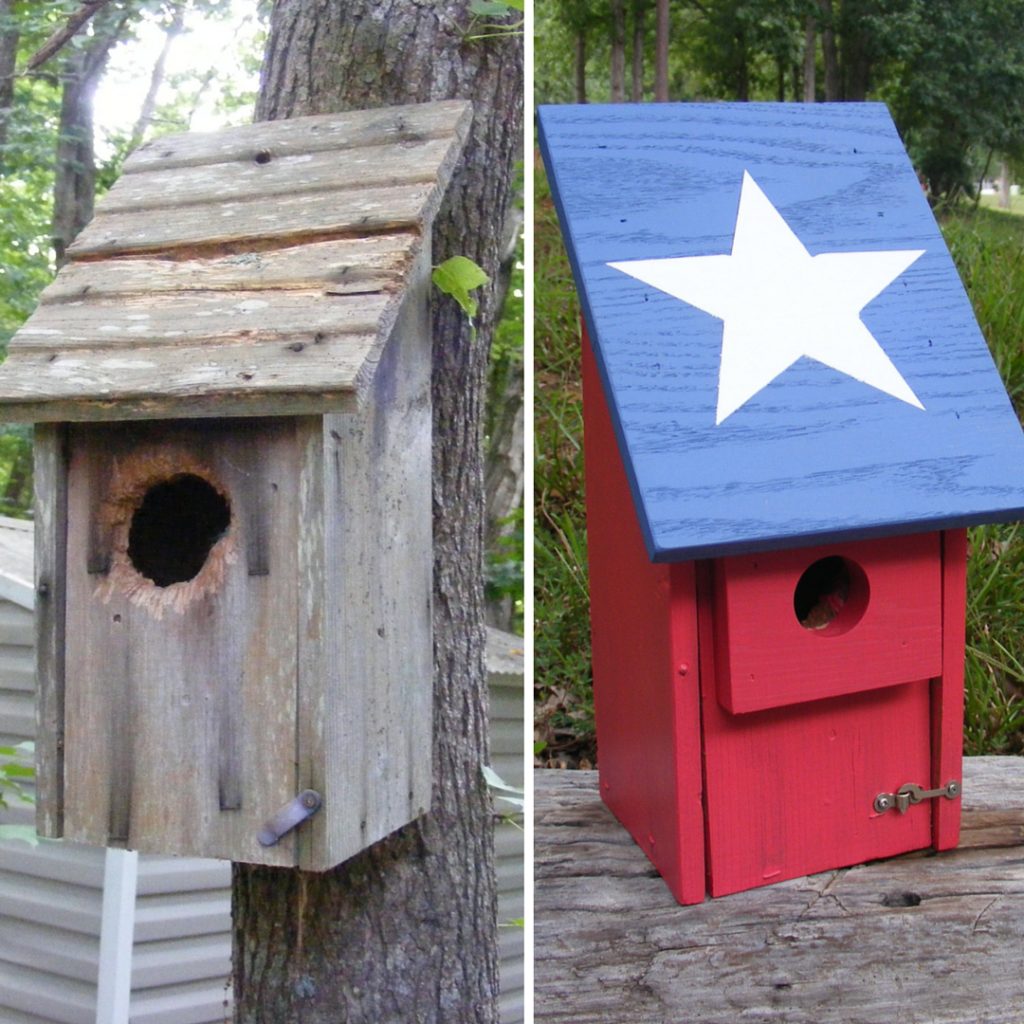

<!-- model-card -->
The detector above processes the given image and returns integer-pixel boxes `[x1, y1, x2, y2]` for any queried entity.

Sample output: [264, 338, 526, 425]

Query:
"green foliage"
[944, 207, 1024, 755]
[534, 165, 594, 765]
[0, 742, 37, 846]
[432, 255, 490, 323]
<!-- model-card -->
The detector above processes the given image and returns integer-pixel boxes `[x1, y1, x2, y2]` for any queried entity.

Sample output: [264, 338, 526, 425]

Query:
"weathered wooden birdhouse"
[0, 100, 471, 869]
[539, 102, 1024, 904]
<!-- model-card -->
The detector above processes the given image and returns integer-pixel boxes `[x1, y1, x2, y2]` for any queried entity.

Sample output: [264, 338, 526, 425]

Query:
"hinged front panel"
[63, 418, 302, 865]
[714, 533, 943, 713]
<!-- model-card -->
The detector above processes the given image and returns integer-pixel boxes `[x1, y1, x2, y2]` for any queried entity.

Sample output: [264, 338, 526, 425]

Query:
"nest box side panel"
[62, 419, 302, 865]
[34, 424, 68, 839]
[583, 325, 705, 905]
[933, 529, 967, 850]
[307, 246, 434, 871]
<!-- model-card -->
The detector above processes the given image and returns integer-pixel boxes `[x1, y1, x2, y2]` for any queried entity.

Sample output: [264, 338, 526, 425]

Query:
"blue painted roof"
[538, 101, 1024, 561]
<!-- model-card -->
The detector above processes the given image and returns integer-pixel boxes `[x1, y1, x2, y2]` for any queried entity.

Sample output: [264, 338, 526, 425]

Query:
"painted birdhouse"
[0, 100, 471, 870]
[539, 102, 1024, 904]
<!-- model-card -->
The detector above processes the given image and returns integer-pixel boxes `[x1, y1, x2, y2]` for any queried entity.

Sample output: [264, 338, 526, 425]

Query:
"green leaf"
[432, 256, 489, 322]
[0, 825, 38, 846]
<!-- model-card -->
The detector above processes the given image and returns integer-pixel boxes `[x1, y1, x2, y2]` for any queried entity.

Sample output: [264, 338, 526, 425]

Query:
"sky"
[94, 2, 263, 154]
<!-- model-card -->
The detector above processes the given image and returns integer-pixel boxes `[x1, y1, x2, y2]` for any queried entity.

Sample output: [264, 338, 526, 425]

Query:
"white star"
[608, 171, 926, 425]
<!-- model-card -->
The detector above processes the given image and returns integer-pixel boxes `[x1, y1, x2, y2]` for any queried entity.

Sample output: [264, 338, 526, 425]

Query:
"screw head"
[874, 794, 893, 813]
[947, 781, 960, 798]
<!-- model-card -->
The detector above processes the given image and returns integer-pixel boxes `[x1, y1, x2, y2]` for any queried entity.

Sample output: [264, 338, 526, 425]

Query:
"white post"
[95, 847, 139, 1024]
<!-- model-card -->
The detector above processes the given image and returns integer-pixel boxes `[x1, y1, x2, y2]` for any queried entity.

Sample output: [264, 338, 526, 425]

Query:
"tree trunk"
[610, 0, 626, 101]
[803, 15, 816, 101]
[575, 28, 587, 102]
[52, 10, 126, 265]
[818, 0, 839, 100]
[0, 0, 18, 161]
[631, 0, 644, 101]
[654, 0, 669, 100]
[999, 161, 1012, 209]
[128, 2, 185, 151]
[234, 3, 522, 1022]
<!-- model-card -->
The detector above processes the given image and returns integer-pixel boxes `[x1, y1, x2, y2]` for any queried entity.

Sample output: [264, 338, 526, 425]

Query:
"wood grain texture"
[41, 235, 415, 301]
[582, 325, 705, 904]
[123, 100, 471, 175]
[538, 102, 1024, 559]
[98, 136, 460, 214]
[310, 245, 434, 870]
[535, 757, 1024, 1024]
[714, 534, 942, 713]
[32, 424, 67, 839]
[0, 101, 470, 422]
[62, 419, 300, 866]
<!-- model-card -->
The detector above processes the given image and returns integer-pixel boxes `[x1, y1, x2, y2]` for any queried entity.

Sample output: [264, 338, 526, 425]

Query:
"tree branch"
[24, 0, 114, 73]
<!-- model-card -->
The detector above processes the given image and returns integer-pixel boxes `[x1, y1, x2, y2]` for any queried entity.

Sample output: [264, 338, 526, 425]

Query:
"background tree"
[233, 3, 522, 1022]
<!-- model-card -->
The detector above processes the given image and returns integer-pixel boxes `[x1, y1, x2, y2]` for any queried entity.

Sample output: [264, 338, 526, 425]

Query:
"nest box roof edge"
[0, 99, 472, 423]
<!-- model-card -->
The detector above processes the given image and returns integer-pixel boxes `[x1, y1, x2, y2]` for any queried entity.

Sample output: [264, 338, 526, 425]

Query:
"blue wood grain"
[538, 101, 1024, 561]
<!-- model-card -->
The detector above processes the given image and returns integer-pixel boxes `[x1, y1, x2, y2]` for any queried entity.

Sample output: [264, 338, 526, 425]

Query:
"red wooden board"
[699, 571, 934, 899]
[714, 535, 943, 713]
[583, 325, 705, 905]
[933, 529, 967, 850]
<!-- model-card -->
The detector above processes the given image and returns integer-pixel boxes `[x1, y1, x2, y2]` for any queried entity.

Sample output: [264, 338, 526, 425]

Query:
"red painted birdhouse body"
[584, 330, 966, 904]
[542, 102, 1024, 905]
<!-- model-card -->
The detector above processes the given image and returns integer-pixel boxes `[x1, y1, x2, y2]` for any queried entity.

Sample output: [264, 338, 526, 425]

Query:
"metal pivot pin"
[257, 789, 323, 846]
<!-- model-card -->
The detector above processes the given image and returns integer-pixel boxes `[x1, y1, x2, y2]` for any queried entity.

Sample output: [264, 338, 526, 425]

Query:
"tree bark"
[234, 3, 522, 1022]
[631, 0, 645, 101]
[818, 0, 839, 100]
[654, 0, 669, 100]
[0, 0, 18, 161]
[610, 0, 626, 101]
[575, 28, 587, 102]
[52, 9, 127, 266]
[803, 15, 816, 101]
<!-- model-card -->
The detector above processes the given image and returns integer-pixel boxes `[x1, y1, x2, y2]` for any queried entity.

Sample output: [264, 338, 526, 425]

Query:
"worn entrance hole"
[794, 555, 869, 635]
[128, 474, 231, 587]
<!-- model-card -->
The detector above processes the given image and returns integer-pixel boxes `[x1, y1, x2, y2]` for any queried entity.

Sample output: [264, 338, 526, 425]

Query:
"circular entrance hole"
[793, 555, 869, 635]
[127, 474, 231, 587]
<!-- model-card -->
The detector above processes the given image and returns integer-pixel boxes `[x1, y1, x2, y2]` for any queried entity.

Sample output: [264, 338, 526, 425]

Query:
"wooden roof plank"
[11, 289, 394, 352]
[42, 235, 418, 302]
[0, 337, 373, 421]
[67, 181, 436, 259]
[99, 136, 457, 215]
[125, 100, 471, 175]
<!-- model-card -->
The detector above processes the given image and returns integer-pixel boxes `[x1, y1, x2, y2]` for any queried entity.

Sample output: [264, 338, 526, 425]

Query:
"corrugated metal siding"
[130, 858, 231, 1024]
[487, 628, 525, 1024]
[0, 840, 105, 1024]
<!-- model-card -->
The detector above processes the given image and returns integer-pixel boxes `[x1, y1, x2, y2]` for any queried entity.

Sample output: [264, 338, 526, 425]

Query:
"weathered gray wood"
[11, 289, 392, 351]
[62, 419, 301, 865]
[0, 101, 470, 424]
[306, 244, 435, 870]
[68, 181, 437, 259]
[125, 100, 471, 175]
[0, 336, 377, 418]
[535, 757, 1024, 1024]
[41, 235, 415, 302]
[32, 424, 67, 839]
[100, 135, 459, 214]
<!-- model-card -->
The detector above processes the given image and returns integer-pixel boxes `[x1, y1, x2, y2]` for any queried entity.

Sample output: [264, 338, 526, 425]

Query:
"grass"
[535, 175, 1024, 760]
[533, 160, 594, 767]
